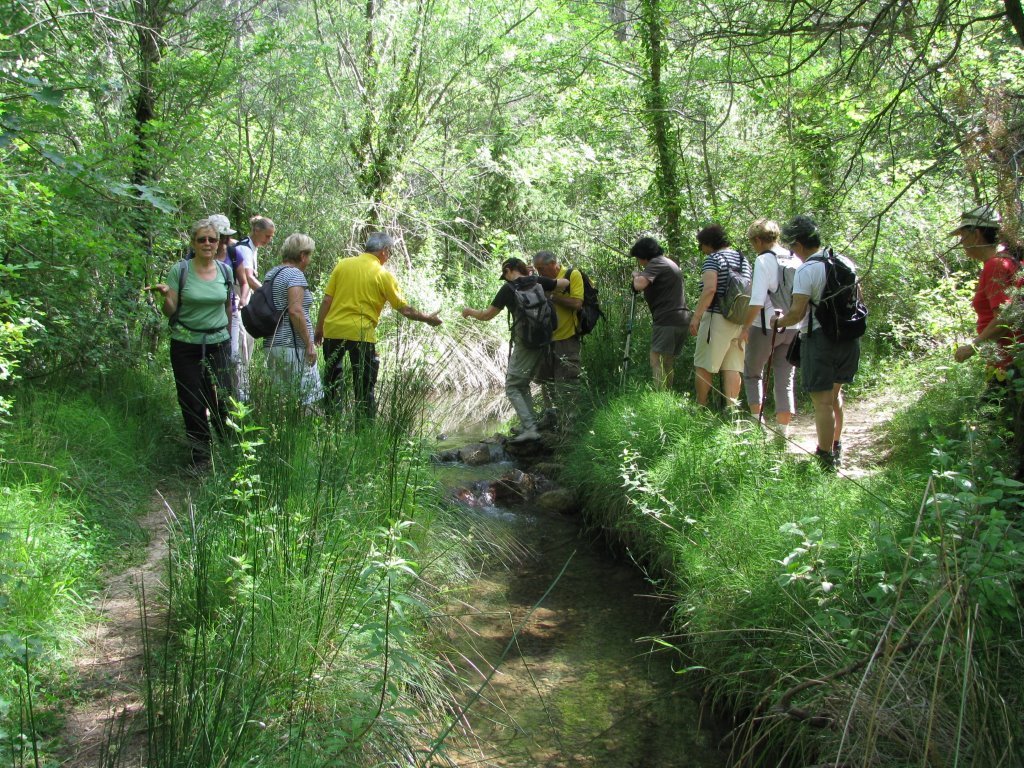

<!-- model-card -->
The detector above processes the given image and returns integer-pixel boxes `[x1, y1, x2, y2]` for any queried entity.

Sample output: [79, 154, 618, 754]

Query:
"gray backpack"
[717, 249, 752, 324]
[766, 250, 801, 314]
[510, 276, 556, 348]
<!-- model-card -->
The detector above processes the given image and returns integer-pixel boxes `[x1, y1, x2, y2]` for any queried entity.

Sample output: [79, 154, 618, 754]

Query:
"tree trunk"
[131, 0, 166, 187]
[639, 0, 685, 262]
[1005, 0, 1024, 48]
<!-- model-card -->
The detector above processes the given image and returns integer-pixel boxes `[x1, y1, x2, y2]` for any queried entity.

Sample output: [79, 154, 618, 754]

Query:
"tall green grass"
[0, 371, 178, 763]
[143, 367, 478, 767]
[565, 363, 1024, 766]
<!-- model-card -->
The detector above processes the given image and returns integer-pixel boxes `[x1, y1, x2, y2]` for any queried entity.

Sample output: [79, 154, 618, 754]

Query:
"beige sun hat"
[949, 204, 1001, 235]
[208, 213, 236, 236]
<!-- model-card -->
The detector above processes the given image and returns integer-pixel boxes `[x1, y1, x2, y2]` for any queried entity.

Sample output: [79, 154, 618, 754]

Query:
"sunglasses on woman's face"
[195, 236, 218, 244]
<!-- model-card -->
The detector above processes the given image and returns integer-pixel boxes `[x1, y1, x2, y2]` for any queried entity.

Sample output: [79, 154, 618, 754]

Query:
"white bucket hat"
[949, 204, 1001, 235]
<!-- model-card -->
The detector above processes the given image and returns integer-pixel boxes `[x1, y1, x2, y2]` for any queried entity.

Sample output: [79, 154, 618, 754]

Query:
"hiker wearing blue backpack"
[689, 224, 750, 407]
[772, 215, 865, 472]
[462, 258, 569, 443]
[739, 219, 802, 432]
[147, 218, 234, 472]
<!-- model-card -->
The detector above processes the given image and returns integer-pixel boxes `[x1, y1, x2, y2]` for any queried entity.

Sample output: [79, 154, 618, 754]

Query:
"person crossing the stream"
[461, 258, 569, 443]
[532, 249, 584, 426]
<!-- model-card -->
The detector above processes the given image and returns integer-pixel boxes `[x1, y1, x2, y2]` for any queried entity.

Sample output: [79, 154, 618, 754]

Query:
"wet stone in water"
[536, 488, 578, 515]
[493, 469, 534, 503]
[459, 443, 492, 465]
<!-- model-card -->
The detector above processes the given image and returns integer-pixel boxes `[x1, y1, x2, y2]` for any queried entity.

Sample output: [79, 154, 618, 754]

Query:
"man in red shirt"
[951, 205, 1020, 369]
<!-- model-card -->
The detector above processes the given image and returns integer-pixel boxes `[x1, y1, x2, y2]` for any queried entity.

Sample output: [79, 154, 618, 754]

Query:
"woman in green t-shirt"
[149, 218, 233, 470]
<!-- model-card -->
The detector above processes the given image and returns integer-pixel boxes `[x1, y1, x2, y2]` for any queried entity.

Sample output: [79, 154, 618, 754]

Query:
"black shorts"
[801, 331, 860, 392]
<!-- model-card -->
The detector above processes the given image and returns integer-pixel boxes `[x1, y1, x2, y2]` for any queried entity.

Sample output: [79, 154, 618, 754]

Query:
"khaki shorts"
[694, 312, 744, 374]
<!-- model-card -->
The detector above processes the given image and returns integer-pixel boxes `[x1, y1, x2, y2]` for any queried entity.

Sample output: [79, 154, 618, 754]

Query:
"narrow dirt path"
[58, 489, 175, 767]
[778, 393, 896, 476]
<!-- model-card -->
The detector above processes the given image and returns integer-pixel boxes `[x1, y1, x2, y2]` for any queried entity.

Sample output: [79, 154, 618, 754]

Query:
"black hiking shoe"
[815, 448, 836, 473]
[832, 441, 843, 468]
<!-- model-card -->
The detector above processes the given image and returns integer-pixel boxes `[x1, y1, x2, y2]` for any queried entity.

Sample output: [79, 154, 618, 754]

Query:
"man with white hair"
[314, 232, 442, 418]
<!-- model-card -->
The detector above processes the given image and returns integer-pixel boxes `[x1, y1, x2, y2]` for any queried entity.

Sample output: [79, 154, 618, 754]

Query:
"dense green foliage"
[5, 0, 1024, 764]
[4, 0, 1024, 393]
[566, 360, 1024, 765]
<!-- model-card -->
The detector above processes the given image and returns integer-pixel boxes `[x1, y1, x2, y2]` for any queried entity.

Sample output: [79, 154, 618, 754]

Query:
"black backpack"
[169, 259, 233, 334]
[807, 247, 868, 342]
[509, 276, 556, 349]
[564, 267, 604, 336]
[241, 266, 287, 339]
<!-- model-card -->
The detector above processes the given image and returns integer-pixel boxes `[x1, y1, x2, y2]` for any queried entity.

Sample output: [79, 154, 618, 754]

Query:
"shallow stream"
[431, 418, 727, 768]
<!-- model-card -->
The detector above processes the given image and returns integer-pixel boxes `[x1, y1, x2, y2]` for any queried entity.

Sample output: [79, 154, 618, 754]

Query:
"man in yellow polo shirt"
[314, 232, 442, 417]
[532, 250, 584, 419]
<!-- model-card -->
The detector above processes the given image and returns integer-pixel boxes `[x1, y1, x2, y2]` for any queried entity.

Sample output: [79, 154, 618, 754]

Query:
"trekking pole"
[758, 323, 780, 426]
[621, 288, 638, 390]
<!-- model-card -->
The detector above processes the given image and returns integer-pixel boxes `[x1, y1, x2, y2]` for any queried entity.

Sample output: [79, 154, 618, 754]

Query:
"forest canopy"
[3, 0, 1024, 385]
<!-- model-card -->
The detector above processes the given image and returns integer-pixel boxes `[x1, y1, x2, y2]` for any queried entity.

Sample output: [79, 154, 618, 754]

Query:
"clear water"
[436, 455, 726, 767]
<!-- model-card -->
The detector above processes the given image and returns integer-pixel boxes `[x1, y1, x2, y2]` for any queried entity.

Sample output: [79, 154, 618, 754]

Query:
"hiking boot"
[511, 427, 541, 443]
[814, 447, 836, 473]
[832, 441, 843, 468]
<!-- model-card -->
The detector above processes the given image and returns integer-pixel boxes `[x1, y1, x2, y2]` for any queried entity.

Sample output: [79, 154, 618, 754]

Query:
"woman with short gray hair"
[262, 233, 321, 404]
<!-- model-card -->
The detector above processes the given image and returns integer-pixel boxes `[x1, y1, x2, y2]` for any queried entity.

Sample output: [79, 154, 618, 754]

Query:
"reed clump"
[144, 368, 476, 767]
